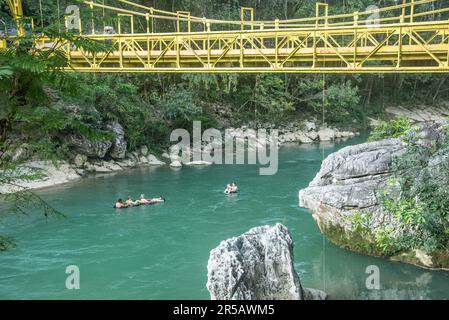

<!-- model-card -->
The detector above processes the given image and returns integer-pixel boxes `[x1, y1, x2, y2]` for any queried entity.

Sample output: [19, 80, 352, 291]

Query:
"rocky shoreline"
[277, 121, 356, 144]
[1, 121, 358, 193]
[299, 121, 449, 270]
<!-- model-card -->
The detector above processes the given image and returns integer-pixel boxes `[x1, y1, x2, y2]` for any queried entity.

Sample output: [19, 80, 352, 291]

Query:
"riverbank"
[1, 123, 359, 194]
[299, 120, 449, 270]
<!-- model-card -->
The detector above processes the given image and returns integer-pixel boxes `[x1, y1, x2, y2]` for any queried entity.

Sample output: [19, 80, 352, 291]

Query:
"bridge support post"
[240, 7, 254, 31]
[90, 1, 95, 35]
[177, 11, 191, 33]
[397, 15, 404, 68]
[353, 12, 359, 69]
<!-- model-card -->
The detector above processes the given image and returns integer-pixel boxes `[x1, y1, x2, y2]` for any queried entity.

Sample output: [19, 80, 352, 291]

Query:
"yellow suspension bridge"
[3, 0, 449, 73]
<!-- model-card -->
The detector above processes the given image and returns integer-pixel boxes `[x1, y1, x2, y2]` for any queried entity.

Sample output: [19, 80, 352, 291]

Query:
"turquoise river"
[1, 137, 449, 299]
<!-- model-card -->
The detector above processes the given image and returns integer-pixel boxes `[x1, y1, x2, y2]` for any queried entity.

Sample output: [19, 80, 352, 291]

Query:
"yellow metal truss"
[7, 0, 25, 36]
[5, 0, 449, 73]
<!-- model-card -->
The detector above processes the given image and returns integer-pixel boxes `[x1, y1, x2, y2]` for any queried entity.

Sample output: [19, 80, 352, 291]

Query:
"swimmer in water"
[126, 196, 139, 207]
[114, 198, 129, 209]
[139, 194, 165, 204]
[224, 183, 238, 194]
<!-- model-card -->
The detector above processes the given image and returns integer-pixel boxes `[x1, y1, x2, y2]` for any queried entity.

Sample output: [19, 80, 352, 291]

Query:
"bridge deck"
[5, 0, 449, 73]
[57, 22, 449, 73]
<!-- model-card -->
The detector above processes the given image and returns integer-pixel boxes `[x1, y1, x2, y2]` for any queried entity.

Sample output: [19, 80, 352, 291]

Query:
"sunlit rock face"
[206, 223, 326, 300]
[299, 122, 449, 269]
[299, 138, 408, 260]
[299, 138, 406, 231]
[65, 134, 113, 158]
[106, 121, 127, 159]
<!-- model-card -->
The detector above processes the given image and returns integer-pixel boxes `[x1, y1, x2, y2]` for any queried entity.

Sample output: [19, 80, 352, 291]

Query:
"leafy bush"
[376, 124, 449, 254]
[294, 78, 363, 129]
[378, 178, 426, 225]
[374, 227, 398, 256]
[315, 81, 362, 128]
[252, 74, 295, 122]
[369, 116, 413, 141]
[350, 211, 371, 235]
[158, 85, 202, 125]
[0, 236, 14, 251]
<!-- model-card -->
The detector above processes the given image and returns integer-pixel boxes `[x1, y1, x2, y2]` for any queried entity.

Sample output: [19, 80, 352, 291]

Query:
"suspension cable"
[57, 0, 60, 32]
[39, 0, 44, 28]
[80, 0, 441, 32]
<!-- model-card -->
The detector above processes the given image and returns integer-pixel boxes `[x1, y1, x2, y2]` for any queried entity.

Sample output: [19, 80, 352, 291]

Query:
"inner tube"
[114, 198, 165, 208]
[114, 203, 139, 209]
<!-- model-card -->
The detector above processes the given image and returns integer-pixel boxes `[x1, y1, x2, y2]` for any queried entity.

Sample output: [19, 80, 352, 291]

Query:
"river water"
[1, 137, 448, 299]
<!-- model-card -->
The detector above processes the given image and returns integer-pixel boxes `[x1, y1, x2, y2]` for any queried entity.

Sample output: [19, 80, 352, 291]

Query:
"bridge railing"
[3, 0, 449, 73]
[67, 0, 445, 35]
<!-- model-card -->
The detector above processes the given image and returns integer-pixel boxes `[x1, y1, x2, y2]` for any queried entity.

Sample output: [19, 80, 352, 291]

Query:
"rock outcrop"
[299, 138, 406, 248]
[66, 134, 113, 158]
[386, 105, 449, 123]
[61, 119, 128, 161]
[170, 160, 182, 168]
[299, 122, 449, 269]
[147, 154, 165, 166]
[299, 138, 405, 227]
[278, 124, 355, 145]
[106, 122, 127, 159]
[0, 146, 168, 193]
[206, 224, 326, 300]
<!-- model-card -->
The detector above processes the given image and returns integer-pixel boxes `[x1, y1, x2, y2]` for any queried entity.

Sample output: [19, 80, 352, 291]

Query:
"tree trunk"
[432, 75, 448, 104]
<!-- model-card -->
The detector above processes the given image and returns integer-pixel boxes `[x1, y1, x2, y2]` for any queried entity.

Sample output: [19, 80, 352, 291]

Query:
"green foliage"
[378, 178, 426, 226]
[376, 125, 449, 254]
[0, 235, 15, 251]
[349, 210, 401, 256]
[0, 24, 109, 250]
[316, 80, 362, 128]
[0, 24, 111, 148]
[369, 117, 413, 141]
[158, 85, 202, 124]
[374, 227, 398, 256]
[292, 76, 363, 129]
[350, 211, 371, 235]
[251, 74, 295, 123]
[0, 66, 13, 79]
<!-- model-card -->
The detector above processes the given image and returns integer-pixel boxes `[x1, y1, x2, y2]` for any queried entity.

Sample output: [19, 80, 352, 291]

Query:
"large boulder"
[106, 122, 127, 159]
[206, 223, 326, 300]
[317, 127, 336, 141]
[73, 154, 87, 168]
[66, 134, 112, 159]
[303, 121, 317, 132]
[11, 144, 32, 162]
[299, 122, 449, 268]
[170, 160, 182, 168]
[147, 154, 165, 166]
[140, 145, 149, 156]
[299, 138, 405, 231]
